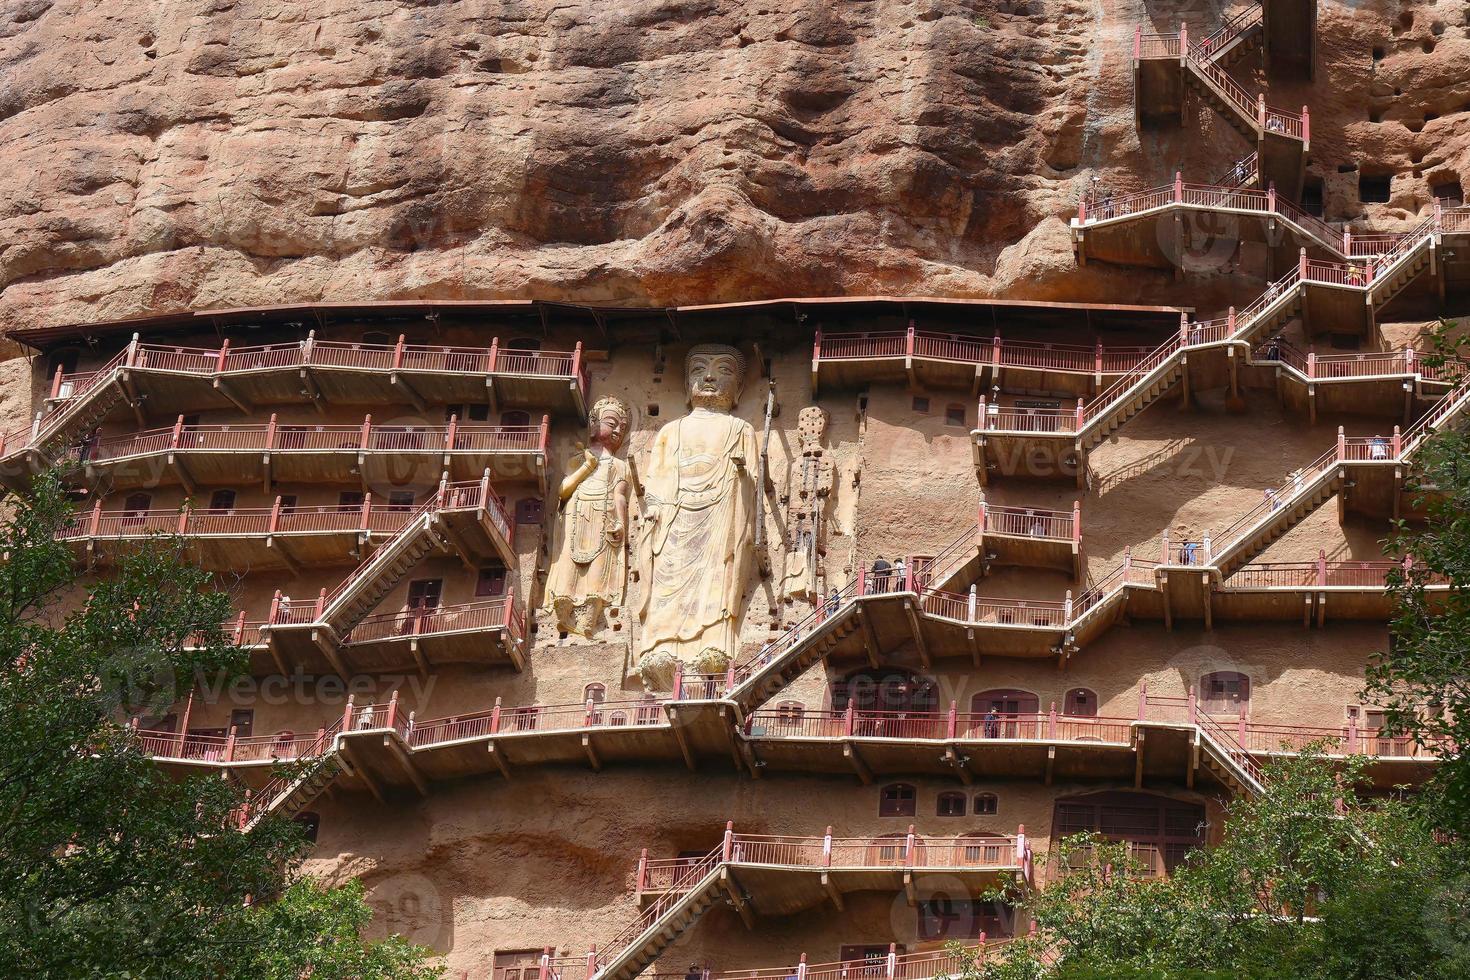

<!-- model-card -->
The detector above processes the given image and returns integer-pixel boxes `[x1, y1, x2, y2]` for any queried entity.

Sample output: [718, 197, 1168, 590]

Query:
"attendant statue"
[636, 345, 757, 686]
[780, 406, 835, 602]
[543, 396, 632, 637]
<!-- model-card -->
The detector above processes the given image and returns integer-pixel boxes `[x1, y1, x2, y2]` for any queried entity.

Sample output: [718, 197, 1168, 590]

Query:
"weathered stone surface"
[3, 0, 1465, 335]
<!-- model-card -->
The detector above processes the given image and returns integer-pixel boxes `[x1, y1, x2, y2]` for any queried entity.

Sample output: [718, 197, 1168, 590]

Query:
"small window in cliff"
[1359, 173, 1393, 203]
[1431, 177, 1464, 206]
[1301, 175, 1325, 217]
[879, 783, 917, 817]
[361, 331, 393, 347]
[974, 793, 999, 816]
[46, 348, 80, 381]
[583, 683, 606, 704]
[506, 336, 541, 352]
[294, 811, 320, 844]
[937, 792, 966, 817]
[945, 404, 967, 427]
[515, 497, 544, 525]
[912, 397, 930, 414]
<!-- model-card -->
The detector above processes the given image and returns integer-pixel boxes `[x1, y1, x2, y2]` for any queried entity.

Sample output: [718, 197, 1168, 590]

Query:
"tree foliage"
[960, 752, 1470, 980]
[0, 474, 441, 979]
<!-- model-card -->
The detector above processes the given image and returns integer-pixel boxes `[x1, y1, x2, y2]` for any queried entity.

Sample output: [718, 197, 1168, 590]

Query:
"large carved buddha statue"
[635, 345, 757, 687]
[543, 396, 632, 637]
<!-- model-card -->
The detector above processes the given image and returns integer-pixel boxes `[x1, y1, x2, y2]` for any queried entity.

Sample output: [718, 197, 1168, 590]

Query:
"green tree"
[960, 751, 1470, 979]
[0, 474, 441, 979]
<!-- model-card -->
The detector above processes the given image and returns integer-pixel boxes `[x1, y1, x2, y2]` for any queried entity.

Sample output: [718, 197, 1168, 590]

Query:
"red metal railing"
[342, 595, 524, 647]
[981, 502, 1078, 543]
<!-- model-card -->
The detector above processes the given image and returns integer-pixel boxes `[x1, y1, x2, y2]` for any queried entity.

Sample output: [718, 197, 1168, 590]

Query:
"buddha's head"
[685, 344, 745, 412]
[588, 396, 631, 453]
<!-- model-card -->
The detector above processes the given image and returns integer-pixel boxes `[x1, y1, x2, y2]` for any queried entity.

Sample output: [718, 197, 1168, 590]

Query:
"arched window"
[294, 811, 320, 844]
[1200, 671, 1250, 714]
[974, 792, 999, 816]
[361, 330, 393, 347]
[879, 783, 916, 817]
[1064, 688, 1098, 716]
[500, 410, 532, 427]
[971, 690, 1040, 738]
[583, 683, 606, 705]
[1054, 790, 1205, 875]
[505, 337, 542, 352]
[937, 791, 966, 817]
[776, 700, 804, 724]
[123, 492, 152, 525]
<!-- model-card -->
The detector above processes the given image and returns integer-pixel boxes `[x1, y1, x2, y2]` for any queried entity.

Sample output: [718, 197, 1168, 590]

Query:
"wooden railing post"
[490, 697, 503, 734]
[1337, 424, 1346, 461]
[1238, 711, 1247, 745]
[126, 332, 141, 368]
[1048, 703, 1057, 739]
[857, 565, 867, 596]
[342, 694, 355, 733]
[722, 820, 734, 862]
[797, 953, 809, 980]
[812, 328, 822, 371]
[268, 589, 282, 625]
[539, 414, 551, 457]
[233, 610, 246, 645]
[904, 826, 916, 868]
[314, 588, 326, 621]
[1299, 247, 1308, 279]
[1064, 589, 1074, 622]
[360, 493, 373, 532]
[671, 662, 684, 700]
[445, 413, 458, 451]
[539, 949, 552, 980]
[88, 499, 102, 536]
[571, 341, 584, 382]
[844, 700, 856, 736]
[1016, 824, 1026, 865]
[947, 700, 958, 739]
[216, 339, 230, 373]
[905, 321, 916, 359]
[1348, 716, 1359, 754]
[1257, 93, 1266, 129]
[177, 501, 190, 535]
[724, 660, 736, 693]
[225, 725, 237, 762]
[1173, 170, 1183, 204]
[392, 334, 406, 370]
[360, 414, 372, 450]
[302, 329, 315, 363]
[1301, 104, 1310, 144]
[585, 947, 597, 980]
[269, 495, 282, 534]
[584, 698, 596, 727]
[1392, 425, 1402, 457]
[1160, 528, 1170, 563]
[1094, 337, 1103, 376]
[1268, 181, 1277, 213]
[1133, 24, 1141, 61]
[1307, 351, 1316, 378]
[636, 848, 648, 891]
[968, 584, 977, 621]
[1072, 500, 1082, 547]
[488, 337, 499, 373]
[886, 943, 898, 980]
[1316, 549, 1328, 586]
[1074, 397, 1084, 430]
[49, 364, 64, 400]
[1138, 680, 1147, 720]
[823, 826, 833, 867]
[1186, 686, 1197, 724]
[978, 499, 987, 533]
[385, 690, 399, 731]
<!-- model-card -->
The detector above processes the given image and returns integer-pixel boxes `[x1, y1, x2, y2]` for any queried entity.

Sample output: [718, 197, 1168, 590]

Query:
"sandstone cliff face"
[2, 0, 1466, 334]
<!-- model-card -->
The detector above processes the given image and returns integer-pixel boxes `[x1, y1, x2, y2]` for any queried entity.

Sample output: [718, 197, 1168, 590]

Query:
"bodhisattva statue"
[543, 396, 632, 637]
[636, 345, 758, 687]
[780, 406, 834, 602]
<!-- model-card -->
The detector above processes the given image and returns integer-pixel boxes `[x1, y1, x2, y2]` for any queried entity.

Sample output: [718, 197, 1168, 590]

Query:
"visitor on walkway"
[891, 556, 907, 590]
[826, 588, 840, 616]
[871, 556, 890, 593]
[1370, 435, 1390, 460]
[685, 965, 704, 980]
[1181, 540, 1199, 565]
[983, 709, 1000, 739]
[1264, 487, 1280, 512]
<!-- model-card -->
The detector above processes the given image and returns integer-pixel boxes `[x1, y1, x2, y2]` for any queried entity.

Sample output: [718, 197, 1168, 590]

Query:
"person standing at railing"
[872, 556, 891, 593]
[1264, 488, 1280, 512]
[1181, 540, 1199, 565]
[1348, 263, 1365, 287]
[827, 588, 840, 616]
[891, 556, 907, 591]
[1370, 435, 1390, 460]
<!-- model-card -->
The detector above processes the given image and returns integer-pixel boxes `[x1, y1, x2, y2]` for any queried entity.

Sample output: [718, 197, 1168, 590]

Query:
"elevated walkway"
[63, 415, 550, 495]
[0, 333, 587, 486]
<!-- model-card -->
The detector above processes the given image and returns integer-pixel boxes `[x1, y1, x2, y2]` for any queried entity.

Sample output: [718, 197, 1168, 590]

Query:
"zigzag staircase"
[237, 722, 344, 831]
[1208, 447, 1344, 578]
[591, 848, 727, 980]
